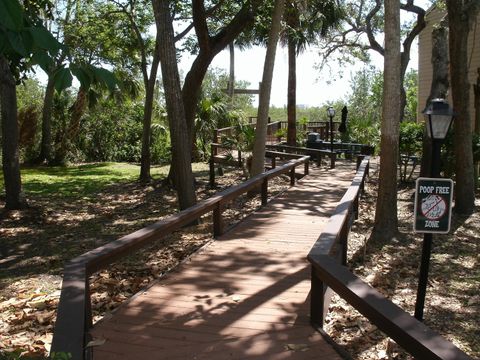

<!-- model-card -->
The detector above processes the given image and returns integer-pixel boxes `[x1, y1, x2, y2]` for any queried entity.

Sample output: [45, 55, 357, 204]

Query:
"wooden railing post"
[290, 167, 295, 186]
[261, 178, 268, 206]
[353, 195, 359, 220]
[340, 220, 349, 267]
[356, 155, 365, 170]
[51, 263, 89, 359]
[213, 202, 224, 237]
[310, 266, 327, 328]
[238, 150, 242, 167]
[209, 154, 215, 188]
[330, 152, 336, 169]
[304, 160, 309, 176]
[213, 130, 219, 156]
[271, 156, 276, 169]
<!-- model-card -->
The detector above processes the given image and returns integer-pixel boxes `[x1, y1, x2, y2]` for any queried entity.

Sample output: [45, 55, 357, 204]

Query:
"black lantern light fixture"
[424, 98, 455, 140]
[327, 106, 336, 152]
[422, 98, 455, 176]
[414, 98, 455, 322]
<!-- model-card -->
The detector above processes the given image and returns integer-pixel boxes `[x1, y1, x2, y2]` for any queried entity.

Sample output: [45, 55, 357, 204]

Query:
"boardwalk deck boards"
[91, 163, 355, 359]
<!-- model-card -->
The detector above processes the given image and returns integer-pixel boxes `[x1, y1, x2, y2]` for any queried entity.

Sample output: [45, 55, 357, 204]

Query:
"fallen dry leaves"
[1, 161, 477, 359]
[324, 162, 480, 359]
[0, 167, 289, 358]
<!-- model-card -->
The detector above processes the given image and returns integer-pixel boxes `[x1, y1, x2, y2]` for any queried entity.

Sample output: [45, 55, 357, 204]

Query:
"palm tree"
[250, 0, 286, 177]
[282, 0, 342, 146]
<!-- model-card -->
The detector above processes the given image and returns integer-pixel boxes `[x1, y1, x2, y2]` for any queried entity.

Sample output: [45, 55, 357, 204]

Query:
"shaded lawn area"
[0, 161, 289, 358]
[0, 162, 211, 285]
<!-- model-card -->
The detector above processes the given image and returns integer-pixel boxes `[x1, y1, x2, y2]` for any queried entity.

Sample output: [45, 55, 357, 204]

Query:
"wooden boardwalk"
[91, 162, 357, 359]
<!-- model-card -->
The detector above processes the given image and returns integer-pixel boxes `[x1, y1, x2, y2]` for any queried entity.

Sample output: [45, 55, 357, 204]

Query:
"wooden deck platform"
[91, 162, 357, 359]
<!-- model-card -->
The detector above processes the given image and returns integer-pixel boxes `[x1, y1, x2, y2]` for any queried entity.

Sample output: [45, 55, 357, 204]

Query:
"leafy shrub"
[399, 121, 423, 157]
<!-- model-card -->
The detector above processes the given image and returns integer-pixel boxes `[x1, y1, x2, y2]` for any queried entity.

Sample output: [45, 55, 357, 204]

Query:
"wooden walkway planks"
[91, 162, 356, 359]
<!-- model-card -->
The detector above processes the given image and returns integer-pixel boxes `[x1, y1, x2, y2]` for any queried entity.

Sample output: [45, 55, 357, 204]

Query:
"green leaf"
[0, 0, 23, 31]
[70, 65, 92, 89]
[7, 30, 27, 56]
[31, 49, 53, 72]
[0, 31, 6, 53]
[28, 26, 62, 55]
[53, 67, 73, 92]
[93, 67, 117, 92]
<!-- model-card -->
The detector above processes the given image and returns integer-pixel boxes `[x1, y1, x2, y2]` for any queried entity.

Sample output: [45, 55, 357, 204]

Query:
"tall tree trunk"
[37, 76, 55, 164]
[420, 16, 449, 177]
[287, 35, 297, 146]
[140, 47, 161, 183]
[164, 0, 260, 187]
[446, 0, 477, 214]
[475, 68, 480, 134]
[154, 0, 197, 210]
[372, 0, 400, 239]
[474, 68, 480, 189]
[250, 0, 285, 177]
[228, 42, 235, 101]
[0, 56, 25, 209]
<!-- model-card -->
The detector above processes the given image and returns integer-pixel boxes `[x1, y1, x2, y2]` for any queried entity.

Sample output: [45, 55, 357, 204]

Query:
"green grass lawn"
[0, 162, 210, 199]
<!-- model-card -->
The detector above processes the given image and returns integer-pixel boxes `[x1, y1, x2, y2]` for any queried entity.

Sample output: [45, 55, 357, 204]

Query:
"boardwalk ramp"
[91, 163, 356, 359]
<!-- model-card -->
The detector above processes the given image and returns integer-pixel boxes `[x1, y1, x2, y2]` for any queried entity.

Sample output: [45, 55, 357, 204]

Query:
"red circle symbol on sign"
[421, 194, 446, 220]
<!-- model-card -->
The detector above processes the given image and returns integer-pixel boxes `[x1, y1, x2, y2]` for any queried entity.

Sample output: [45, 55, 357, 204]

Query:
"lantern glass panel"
[425, 114, 452, 140]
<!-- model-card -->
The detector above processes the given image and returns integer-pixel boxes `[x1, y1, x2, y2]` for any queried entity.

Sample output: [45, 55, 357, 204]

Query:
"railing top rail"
[266, 144, 335, 156]
[310, 255, 473, 360]
[307, 157, 369, 258]
[52, 154, 310, 359]
[72, 155, 310, 273]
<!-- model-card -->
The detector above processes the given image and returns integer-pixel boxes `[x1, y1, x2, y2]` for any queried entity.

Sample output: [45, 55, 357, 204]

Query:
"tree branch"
[192, 0, 210, 52]
[400, 1, 426, 77]
[365, 0, 384, 56]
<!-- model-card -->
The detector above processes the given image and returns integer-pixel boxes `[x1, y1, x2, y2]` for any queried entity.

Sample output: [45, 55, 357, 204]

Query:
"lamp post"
[414, 98, 454, 321]
[327, 106, 336, 152]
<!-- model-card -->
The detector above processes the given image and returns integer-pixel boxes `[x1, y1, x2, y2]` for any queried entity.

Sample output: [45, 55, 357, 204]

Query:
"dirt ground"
[0, 161, 478, 359]
[324, 162, 479, 359]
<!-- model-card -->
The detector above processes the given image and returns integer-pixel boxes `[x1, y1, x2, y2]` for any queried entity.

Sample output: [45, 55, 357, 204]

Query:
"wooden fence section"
[266, 144, 336, 169]
[89, 161, 357, 359]
[51, 156, 311, 360]
[307, 157, 473, 360]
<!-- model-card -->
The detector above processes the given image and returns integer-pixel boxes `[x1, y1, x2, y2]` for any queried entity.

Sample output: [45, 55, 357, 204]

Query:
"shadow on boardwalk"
[91, 162, 356, 359]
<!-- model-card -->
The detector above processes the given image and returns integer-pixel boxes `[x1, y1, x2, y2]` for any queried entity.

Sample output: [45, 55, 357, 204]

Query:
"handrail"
[307, 156, 472, 359]
[266, 144, 336, 169]
[51, 155, 310, 360]
[308, 157, 369, 263]
[310, 255, 472, 360]
[306, 156, 369, 331]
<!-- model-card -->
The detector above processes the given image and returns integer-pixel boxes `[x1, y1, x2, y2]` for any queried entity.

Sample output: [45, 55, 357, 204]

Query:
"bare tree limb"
[365, 0, 384, 56]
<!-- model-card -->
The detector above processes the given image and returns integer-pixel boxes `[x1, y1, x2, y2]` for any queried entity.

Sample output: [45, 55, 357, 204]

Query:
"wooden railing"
[213, 121, 282, 152]
[307, 157, 473, 360]
[266, 144, 336, 169]
[51, 155, 310, 360]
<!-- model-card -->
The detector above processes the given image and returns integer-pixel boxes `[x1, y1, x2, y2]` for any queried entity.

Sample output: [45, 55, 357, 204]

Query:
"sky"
[179, 42, 418, 108]
[177, 0, 430, 108]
